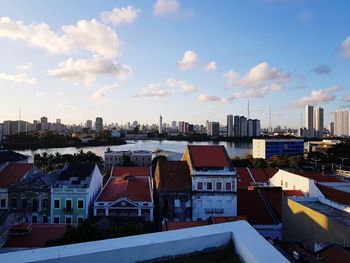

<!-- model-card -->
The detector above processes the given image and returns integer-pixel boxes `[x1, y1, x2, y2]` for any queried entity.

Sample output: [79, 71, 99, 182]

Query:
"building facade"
[50, 163, 103, 224]
[334, 109, 350, 136]
[104, 150, 152, 173]
[95, 117, 103, 133]
[227, 115, 233, 137]
[252, 139, 304, 159]
[305, 105, 314, 138]
[181, 145, 237, 221]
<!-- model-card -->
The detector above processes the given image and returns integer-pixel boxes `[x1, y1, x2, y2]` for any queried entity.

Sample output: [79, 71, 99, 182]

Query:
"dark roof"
[237, 168, 270, 189]
[4, 224, 67, 248]
[237, 168, 254, 189]
[317, 244, 350, 263]
[186, 145, 232, 169]
[316, 183, 350, 205]
[0, 150, 28, 164]
[111, 166, 150, 177]
[155, 160, 191, 192]
[56, 162, 96, 182]
[163, 221, 207, 231]
[263, 168, 279, 178]
[283, 190, 304, 197]
[249, 168, 270, 182]
[238, 187, 282, 225]
[292, 171, 341, 182]
[0, 163, 33, 188]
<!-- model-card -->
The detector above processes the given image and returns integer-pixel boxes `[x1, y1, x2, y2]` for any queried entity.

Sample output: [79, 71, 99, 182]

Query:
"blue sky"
[0, 0, 349, 128]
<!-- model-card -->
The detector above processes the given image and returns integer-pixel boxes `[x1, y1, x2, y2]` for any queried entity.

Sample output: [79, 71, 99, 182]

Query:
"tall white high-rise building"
[227, 114, 233, 137]
[159, 115, 163, 134]
[95, 117, 103, 133]
[313, 107, 324, 138]
[305, 105, 314, 138]
[334, 109, 350, 136]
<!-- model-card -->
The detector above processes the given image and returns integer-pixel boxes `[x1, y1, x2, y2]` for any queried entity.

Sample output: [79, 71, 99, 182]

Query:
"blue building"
[253, 139, 304, 159]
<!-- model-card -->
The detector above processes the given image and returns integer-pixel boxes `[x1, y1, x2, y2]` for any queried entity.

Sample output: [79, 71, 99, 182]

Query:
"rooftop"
[155, 160, 191, 192]
[283, 190, 304, 197]
[0, 150, 28, 164]
[186, 145, 232, 170]
[237, 167, 275, 189]
[0, 163, 33, 188]
[54, 162, 96, 188]
[97, 167, 152, 202]
[292, 197, 350, 227]
[290, 171, 341, 183]
[4, 224, 67, 248]
[316, 183, 350, 205]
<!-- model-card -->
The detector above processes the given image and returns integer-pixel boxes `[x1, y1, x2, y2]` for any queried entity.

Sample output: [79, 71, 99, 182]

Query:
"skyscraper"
[334, 109, 350, 136]
[239, 116, 247, 137]
[305, 105, 314, 138]
[233, 116, 240, 137]
[159, 115, 163, 134]
[227, 115, 233, 137]
[313, 107, 324, 138]
[95, 117, 103, 133]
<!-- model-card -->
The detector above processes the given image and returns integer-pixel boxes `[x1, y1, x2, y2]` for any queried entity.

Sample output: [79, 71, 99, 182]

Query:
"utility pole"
[311, 157, 321, 172]
[338, 156, 349, 170]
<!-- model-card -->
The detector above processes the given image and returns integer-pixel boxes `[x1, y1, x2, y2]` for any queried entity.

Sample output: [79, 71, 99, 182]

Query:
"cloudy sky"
[0, 0, 349, 128]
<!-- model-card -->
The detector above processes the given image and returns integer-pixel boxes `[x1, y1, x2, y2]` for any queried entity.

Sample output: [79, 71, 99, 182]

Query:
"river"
[18, 140, 252, 159]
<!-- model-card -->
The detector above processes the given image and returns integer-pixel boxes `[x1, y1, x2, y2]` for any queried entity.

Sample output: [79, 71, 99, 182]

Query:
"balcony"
[215, 208, 224, 214]
[205, 208, 214, 214]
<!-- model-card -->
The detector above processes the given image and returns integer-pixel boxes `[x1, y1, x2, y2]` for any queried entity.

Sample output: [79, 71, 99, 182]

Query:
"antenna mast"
[247, 99, 250, 119]
[269, 106, 272, 135]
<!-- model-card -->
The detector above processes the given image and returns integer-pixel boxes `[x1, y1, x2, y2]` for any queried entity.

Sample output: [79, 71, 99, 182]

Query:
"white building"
[95, 117, 103, 133]
[252, 139, 304, 159]
[181, 145, 237, 221]
[159, 115, 163, 134]
[104, 150, 152, 172]
[269, 169, 340, 197]
[305, 105, 314, 138]
[227, 115, 233, 137]
[334, 109, 350, 136]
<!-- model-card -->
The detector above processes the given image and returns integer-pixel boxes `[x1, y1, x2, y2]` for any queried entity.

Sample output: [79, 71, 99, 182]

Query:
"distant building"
[95, 117, 103, 133]
[40, 116, 49, 131]
[181, 145, 237, 221]
[305, 105, 314, 138]
[252, 139, 304, 159]
[104, 150, 152, 173]
[334, 109, 350, 136]
[50, 163, 103, 224]
[94, 167, 153, 221]
[233, 115, 240, 136]
[227, 115, 233, 137]
[159, 115, 163, 134]
[239, 116, 247, 137]
[208, 122, 220, 137]
[154, 160, 192, 223]
[329, 122, 334, 136]
[314, 107, 324, 138]
[86, 120, 93, 129]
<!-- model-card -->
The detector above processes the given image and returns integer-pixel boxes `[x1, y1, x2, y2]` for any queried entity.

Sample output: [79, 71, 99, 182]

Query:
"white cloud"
[35, 91, 45, 96]
[197, 94, 235, 104]
[165, 78, 195, 93]
[298, 10, 313, 23]
[223, 62, 289, 98]
[16, 62, 33, 71]
[177, 50, 198, 70]
[47, 57, 132, 86]
[290, 86, 341, 108]
[342, 95, 350, 102]
[90, 84, 118, 104]
[154, 0, 180, 16]
[101, 6, 140, 27]
[56, 102, 77, 110]
[0, 72, 36, 85]
[340, 36, 350, 58]
[133, 83, 173, 98]
[0, 17, 119, 58]
[205, 61, 217, 71]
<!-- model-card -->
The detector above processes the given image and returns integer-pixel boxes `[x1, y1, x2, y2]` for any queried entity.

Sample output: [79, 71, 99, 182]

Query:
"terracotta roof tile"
[164, 221, 207, 231]
[292, 171, 341, 182]
[284, 190, 304, 197]
[237, 168, 253, 189]
[263, 168, 279, 178]
[316, 183, 350, 205]
[155, 160, 191, 192]
[186, 145, 232, 169]
[4, 224, 67, 248]
[249, 168, 270, 182]
[98, 167, 152, 202]
[0, 163, 32, 188]
[209, 216, 247, 224]
[112, 166, 150, 177]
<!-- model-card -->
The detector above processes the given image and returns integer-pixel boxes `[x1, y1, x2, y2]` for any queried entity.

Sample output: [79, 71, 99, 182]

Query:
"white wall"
[253, 139, 266, 159]
[0, 221, 289, 263]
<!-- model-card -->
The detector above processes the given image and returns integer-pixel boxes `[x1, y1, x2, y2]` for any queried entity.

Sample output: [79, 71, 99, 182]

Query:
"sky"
[0, 0, 349, 128]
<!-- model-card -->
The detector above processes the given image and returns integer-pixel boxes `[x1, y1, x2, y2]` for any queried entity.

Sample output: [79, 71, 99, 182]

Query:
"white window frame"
[65, 215, 72, 224]
[53, 216, 60, 224]
[77, 216, 84, 224]
[0, 198, 6, 208]
[54, 199, 60, 209]
[65, 198, 73, 210]
[174, 199, 180, 208]
[77, 199, 84, 209]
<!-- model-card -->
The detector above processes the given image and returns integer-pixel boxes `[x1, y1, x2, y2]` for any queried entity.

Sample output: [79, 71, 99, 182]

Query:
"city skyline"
[0, 1, 350, 127]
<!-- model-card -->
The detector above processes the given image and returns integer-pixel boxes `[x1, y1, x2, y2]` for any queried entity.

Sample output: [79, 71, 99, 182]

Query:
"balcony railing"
[215, 208, 224, 213]
[64, 208, 73, 213]
[205, 208, 214, 213]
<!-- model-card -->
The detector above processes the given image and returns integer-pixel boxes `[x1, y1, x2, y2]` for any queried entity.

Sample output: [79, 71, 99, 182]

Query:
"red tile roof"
[284, 190, 304, 197]
[292, 171, 341, 182]
[155, 160, 191, 192]
[164, 221, 207, 231]
[263, 168, 279, 178]
[237, 168, 254, 189]
[4, 224, 67, 248]
[316, 183, 350, 205]
[238, 187, 282, 225]
[249, 168, 270, 182]
[186, 145, 232, 169]
[0, 163, 32, 188]
[209, 216, 247, 224]
[111, 166, 150, 177]
[98, 175, 152, 202]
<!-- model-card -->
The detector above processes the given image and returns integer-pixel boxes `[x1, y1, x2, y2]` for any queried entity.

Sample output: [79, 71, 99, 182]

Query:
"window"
[77, 217, 84, 224]
[174, 199, 180, 208]
[216, 200, 222, 208]
[65, 217, 72, 224]
[43, 216, 48, 223]
[54, 199, 60, 209]
[12, 198, 17, 209]
[226, 200, 232, 208]
[293, 185, 296, 190]
[0, 199, 5, 208]
[216, 182, 222, 190]
[280, 180, 283, 187]
[32, 216, 37, 223]
[285, 182, 288, 188]
[225, 182, 232, 191]
[54, 217, 60, 224]
[197, 182, 203, 190]
[43, 199, 48, 208]
[163, 199, 169, 210]
[77, 200, 84, 209]
[22, 198, 28, 209]
[65, 200, 72, 212]
[207, 182, 213, 190]
[32, 199, 38, 212]
[197, 200, 202, 207]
